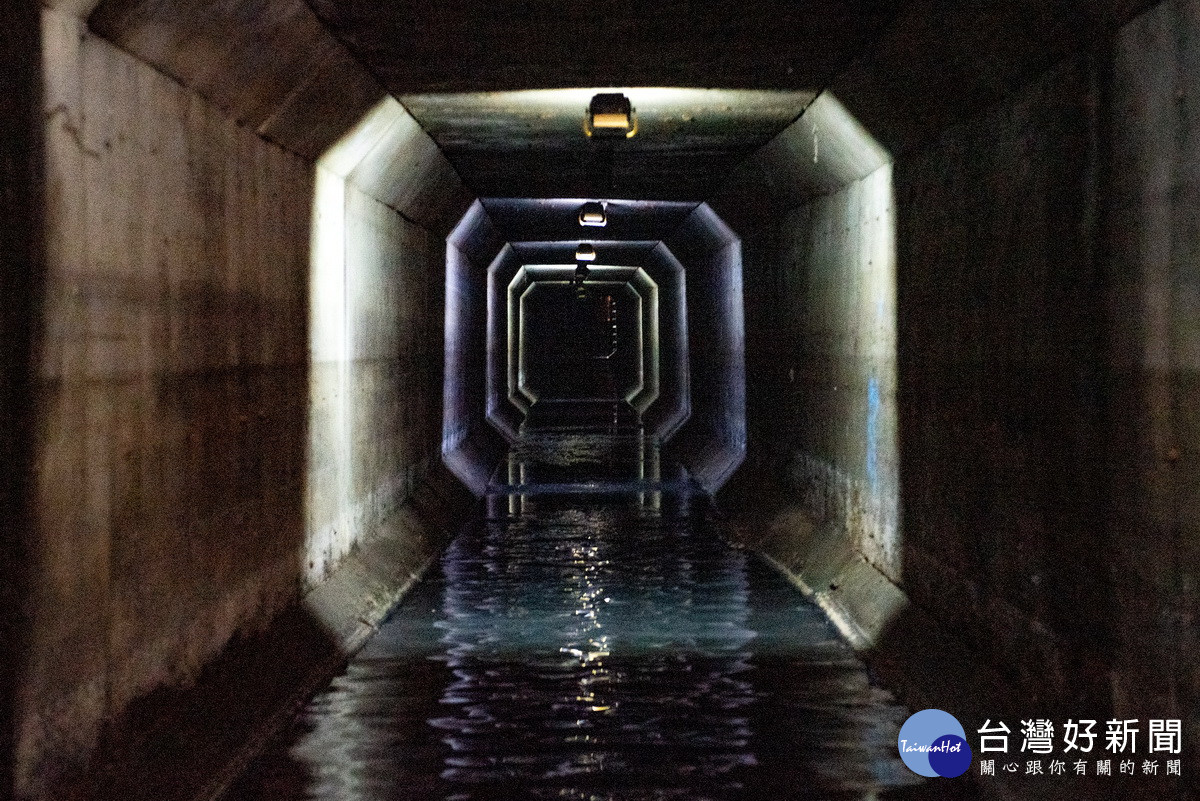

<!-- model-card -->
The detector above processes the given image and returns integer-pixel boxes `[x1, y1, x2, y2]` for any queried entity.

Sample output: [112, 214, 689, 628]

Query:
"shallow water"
[228, 435, 927, 800]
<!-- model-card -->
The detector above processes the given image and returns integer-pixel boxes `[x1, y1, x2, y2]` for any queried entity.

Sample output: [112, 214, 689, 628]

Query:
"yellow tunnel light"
[575, 243, 597, 261]
[579, 201, 607, 227]
[585, 93, 637, 138]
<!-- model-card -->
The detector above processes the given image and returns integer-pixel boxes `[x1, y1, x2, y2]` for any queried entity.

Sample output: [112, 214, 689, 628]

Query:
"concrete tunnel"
[2, 0, 1199, 798]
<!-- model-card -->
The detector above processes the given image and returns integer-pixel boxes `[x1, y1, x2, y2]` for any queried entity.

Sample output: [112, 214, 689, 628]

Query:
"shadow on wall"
[27, 10, 317, 795]
[716, 82, 1114, 743]
[2, 1, 44, 798]
[721, 6, 1200, 791]
[20, 4, 476, 797]
[713, 82, 1117, 798]
[875, 6, 1200, 789]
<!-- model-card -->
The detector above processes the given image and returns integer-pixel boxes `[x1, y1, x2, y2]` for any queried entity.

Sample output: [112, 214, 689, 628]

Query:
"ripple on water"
[229, 481, 925, 800]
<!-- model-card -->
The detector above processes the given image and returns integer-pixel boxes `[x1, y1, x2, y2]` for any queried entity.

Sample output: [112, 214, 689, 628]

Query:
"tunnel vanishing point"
[2, 0, 1199, 798]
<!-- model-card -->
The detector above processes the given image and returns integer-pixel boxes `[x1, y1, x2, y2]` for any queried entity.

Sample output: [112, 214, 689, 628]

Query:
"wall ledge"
[720, 474, 1016, 727]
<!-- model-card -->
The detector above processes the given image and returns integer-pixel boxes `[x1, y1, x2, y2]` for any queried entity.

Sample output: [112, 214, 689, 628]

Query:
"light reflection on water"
[430, 501, 759, 799]
[229, 437, 925, 801]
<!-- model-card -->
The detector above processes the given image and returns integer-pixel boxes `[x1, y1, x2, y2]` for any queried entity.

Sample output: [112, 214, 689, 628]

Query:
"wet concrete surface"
[226, 431, 937, 800]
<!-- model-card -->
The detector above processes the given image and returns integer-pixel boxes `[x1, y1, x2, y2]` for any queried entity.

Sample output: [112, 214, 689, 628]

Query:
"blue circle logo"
[897, 709, 972, 778]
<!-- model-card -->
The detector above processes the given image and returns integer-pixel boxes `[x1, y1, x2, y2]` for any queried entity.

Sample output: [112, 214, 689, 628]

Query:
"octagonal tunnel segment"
[444, 198, 751, 495]
[436, 89, 902, 676]
[515, 266, 647, 411]
[439, 93, 901, 606]
[437, 92, 904, 658]
[486, 237, 690, 446]
[251, 91, 909, 799]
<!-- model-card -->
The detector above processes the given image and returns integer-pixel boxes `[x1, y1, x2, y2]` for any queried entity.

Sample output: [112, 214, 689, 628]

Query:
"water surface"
[229, 435, 925, 800]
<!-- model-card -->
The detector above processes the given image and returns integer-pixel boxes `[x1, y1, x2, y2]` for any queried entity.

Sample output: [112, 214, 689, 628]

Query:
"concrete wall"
[889, 53, 1111, 717]
[712, 93, 902, 650]
[20, 4, 473, 797]
[719, 2, 1199, 760]
[642, 243, 690, 441]
[87, 0, 384, 164]
[1108, 0, 1200, 746]
[719, 43, 1113, 725]
[11, 0, 1199, 796]
[736, 168, 898, 581]
[305, 98, 461, 583]
[849, 0, 1199, 772]
[304, 177, 442, 583]
[444, 202, 506, 496]
[29, 16, 313, 791]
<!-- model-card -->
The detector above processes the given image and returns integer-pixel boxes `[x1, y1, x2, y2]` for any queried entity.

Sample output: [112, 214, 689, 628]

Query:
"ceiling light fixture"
[574, 262, 590, 290]
[585, 93, 637, 138]
[575, 243, 597, 262]
[578, 201, 607, 227]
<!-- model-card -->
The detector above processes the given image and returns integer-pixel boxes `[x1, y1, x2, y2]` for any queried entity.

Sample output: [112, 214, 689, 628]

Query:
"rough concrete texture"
[829, 0, 1162, 160]
[398, 89, 815, 200]
[62, 464, 474, 801]
[1108, 0, 1200, 755]
[719, 1, 1195, 763]
[645, 243, 691, 441]
[87, 0, 388, 163]
[890, 53, 1111, 719]
[721, 164, 900, 606]
[340, 102, 473, 236]
[443, 204, 507, 497]
[720, 38, 1114, 731]
[8, 0, 1200, 797]
[305, 0, 902, 93]
[714, 92, 891, 230]
[23, 6, 475, 798]
[710, 95, 897, 599]
[305, 95, 467, 584]
[304, 173, 442, 584]
[30, 15, 313, 793]
[712, 88, 905, 667]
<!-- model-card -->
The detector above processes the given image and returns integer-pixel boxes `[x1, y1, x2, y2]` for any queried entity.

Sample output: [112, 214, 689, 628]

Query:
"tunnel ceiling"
[305, 0, 906, 93]
[400, 90, 815, 199]
[300, 0, 904, 199]
[86, 0, 1168, 199]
